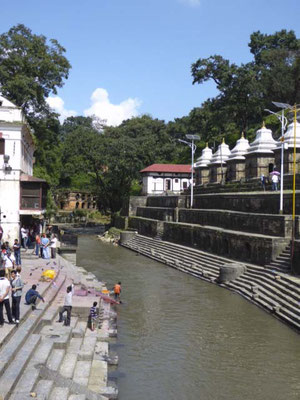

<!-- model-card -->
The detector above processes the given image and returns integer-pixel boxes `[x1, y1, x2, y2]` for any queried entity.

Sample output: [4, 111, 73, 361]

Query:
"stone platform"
[0, 250, 118, 400]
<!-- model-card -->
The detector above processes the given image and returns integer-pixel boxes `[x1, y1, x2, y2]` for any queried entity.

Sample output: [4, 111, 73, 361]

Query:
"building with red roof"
[140, 164, 192, 195]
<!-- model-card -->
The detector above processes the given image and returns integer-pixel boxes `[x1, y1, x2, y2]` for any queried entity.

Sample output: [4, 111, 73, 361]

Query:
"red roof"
[140, 164, 192, 173]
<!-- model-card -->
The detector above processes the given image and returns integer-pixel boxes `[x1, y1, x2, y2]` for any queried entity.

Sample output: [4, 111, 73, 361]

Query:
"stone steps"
[0, 334, 41, 400]
[0, 271, 66, 400]
[122, 234, 300, 331]
[131, 235, 226, 269]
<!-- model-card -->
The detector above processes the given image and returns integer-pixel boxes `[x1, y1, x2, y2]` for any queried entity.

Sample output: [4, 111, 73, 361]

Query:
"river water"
[77, 235, 300, 400]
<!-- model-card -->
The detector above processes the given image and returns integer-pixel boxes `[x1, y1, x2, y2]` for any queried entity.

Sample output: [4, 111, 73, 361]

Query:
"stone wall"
[163, 221, 288, 266]
[128, 216, 158, 237]
[128, 196, 147, 216]
[146, 195, 186, 208]
[136, 207, 176, 221]
[128, 216, 289, 266]
[292, 240, 300, 275]
[179, 209, 292, 237]
[193, 192, 300, 215]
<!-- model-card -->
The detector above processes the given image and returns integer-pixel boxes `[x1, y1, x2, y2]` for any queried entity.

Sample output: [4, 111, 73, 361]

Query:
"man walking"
[0, 269, 14, 326]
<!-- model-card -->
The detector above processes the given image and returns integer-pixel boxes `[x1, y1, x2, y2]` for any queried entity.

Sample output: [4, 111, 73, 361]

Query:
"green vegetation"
[1, 25, 300, 214]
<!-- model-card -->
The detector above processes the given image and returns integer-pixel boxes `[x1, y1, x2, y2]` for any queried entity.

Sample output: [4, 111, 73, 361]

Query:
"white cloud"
[84, 88, 141, 127]
[46, 96, 77, 122]
[178, 0, 201, 6]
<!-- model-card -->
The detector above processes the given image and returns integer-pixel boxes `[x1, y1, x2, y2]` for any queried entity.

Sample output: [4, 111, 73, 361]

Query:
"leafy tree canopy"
[0, 24, 71, 116]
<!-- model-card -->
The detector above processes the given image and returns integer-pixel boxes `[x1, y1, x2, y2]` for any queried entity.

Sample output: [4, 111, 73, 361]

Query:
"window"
[183, 181, 188, 189]
[165, 179, 171, 190]
[0, 139, 4, 155]
[175, 179, 179, 183]
[20, 183, 41, 209]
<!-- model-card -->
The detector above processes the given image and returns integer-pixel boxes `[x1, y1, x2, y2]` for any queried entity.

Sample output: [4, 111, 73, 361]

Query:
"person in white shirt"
[20, 226, 28, 249]
[3, 251, 15, 279]
[58, 283, 74, 326]
[0, 269, 14, 326]
[50, 234, 57, 259]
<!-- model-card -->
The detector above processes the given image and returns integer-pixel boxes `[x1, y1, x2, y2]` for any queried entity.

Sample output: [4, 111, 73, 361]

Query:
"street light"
[264, 107, 288, 213]
[178, 134, 200, 208]
[269, 102, 300, 268]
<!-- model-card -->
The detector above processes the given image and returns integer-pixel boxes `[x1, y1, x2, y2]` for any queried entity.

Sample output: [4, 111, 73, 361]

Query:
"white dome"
[247, 122, 277, 155]
[195, 143, 213, 167]
[210, 139, 231, 165]
[228, 133, 250, 161]
[276, 121, 300, 149]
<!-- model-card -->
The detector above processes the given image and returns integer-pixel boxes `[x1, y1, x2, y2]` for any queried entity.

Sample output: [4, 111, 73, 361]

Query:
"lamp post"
[178, 134, 200, 208]
[264, 107, 288, 213]
[268, 102, 300, 269]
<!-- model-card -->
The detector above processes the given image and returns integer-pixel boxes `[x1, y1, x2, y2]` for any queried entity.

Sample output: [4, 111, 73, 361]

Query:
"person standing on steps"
[113, 282, 122, 302]
[10, 270, 24, 324]
[0, 269, 14, 326]
[58, 283, 74, 326]
[25, 284, 45, 310]
[13, 239, 21, 267]
[50, 234, 57, 259]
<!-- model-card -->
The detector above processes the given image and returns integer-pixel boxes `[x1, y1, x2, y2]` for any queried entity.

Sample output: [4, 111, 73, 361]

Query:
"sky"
[1, 0, 300, 126]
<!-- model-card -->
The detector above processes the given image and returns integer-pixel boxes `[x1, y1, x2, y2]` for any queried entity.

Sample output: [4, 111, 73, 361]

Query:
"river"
[76, 235, 300, 400]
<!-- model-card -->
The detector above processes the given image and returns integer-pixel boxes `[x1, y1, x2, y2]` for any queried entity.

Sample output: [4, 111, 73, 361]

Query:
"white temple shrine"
[245, 122, 277, 179]
[226, 133, 250, 181]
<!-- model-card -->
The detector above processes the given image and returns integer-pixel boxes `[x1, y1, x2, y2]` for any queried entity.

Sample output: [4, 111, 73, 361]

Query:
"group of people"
[0, 267, 44, 327]
[21, 225, 58, 259]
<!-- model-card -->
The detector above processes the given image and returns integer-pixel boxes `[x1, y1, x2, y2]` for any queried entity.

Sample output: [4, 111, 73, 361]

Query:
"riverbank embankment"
[0, 249, 117, 400]
[121, 233, 300, 332]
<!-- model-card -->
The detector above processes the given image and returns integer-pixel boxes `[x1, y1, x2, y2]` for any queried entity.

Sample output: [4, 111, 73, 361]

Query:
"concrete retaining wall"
[136, 207, 176, 221]
[146, 195, 186, 208]
[193, 192, 300, 215]
[179, 209, 292, 237]
[128, 216, 158, 238]
[128, 216, 289, 266]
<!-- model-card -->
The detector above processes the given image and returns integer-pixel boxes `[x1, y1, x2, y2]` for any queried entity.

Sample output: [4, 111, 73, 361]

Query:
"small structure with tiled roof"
[140, 164, 192, 195]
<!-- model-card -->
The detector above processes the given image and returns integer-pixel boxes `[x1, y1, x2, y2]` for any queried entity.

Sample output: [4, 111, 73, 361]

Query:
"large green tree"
[0, 24, 71, 116]
[191, 30, 300, 140]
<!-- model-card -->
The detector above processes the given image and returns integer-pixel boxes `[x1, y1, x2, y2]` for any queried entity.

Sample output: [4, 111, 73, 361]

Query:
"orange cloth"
[36, 235, 41, 244]
[114, 284, 121, 294]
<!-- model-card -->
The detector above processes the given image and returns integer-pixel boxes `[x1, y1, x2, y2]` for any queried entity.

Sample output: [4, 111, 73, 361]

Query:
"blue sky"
[2, 0, 300, 125]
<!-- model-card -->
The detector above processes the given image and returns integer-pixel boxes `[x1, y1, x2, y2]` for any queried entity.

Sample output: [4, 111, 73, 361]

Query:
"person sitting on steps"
[25, 284, 45, 310]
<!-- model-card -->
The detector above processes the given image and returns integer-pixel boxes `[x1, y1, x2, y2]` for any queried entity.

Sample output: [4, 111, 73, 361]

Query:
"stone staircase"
[122, 234, 300, 331]
[265, 245, 291, 272]
[0, 255, 118, 400]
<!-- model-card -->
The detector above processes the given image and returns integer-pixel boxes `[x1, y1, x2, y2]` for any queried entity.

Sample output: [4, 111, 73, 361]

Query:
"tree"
[0, 24, 71, 116]
[191, 30, 300, 141]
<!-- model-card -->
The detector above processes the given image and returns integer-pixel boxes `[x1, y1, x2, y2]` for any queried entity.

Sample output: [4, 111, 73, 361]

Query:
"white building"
[140, 164, 192, 195]
[0, 96, 47, 244]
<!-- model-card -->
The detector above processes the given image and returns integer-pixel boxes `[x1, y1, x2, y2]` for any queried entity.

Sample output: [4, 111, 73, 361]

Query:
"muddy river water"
[77, 235, 300, 400]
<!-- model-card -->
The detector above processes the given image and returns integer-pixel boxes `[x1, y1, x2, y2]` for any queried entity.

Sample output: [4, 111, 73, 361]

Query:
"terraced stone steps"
[0, 271, 66, 400]
[122, 234, 300, 331]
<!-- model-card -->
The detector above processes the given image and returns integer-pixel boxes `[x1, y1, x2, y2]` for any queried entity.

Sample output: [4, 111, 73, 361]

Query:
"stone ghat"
[121, 234, 300, 332]
[136, 206, 293, 237]
[0, 252, 118, 400]
[128, 216, 289, 267]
